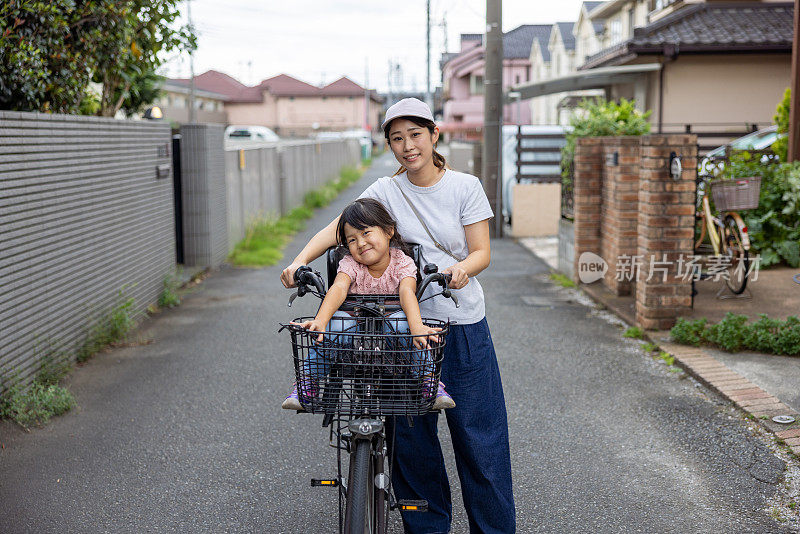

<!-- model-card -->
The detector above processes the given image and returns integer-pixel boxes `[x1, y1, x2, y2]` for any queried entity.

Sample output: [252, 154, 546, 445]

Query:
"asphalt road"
[0, 152, 794, 533]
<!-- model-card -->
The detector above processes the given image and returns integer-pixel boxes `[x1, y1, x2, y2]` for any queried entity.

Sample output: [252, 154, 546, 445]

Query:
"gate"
[172, 134, 185, 265]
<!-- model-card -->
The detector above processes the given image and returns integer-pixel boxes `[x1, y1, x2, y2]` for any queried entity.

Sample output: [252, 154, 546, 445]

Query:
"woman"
[281, 98, 515, 533]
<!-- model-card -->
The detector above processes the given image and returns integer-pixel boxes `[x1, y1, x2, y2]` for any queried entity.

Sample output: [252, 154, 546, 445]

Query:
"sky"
[163, 0, 587, 93]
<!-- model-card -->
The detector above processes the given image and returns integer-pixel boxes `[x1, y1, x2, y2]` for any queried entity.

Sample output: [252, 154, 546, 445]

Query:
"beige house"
[513, 0, 793, 139]
[156, 79, 228, 125]
[169, 70, 384, 137]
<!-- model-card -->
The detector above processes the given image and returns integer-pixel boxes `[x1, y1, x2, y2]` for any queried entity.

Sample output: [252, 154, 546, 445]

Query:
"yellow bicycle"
[694, 174, 758, 294]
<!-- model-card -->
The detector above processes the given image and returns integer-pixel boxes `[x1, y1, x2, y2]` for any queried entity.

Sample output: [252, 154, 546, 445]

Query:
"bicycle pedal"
[311, 478, 339, 487]
[395, 499, 428, 512]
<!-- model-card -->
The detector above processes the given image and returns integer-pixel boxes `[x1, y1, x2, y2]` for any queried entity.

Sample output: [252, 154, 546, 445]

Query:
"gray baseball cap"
[381, 98, 434, 131]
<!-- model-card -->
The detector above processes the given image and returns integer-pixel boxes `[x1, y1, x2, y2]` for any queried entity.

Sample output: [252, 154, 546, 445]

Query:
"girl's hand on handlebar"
[291, 319, 327, 343]
[410, 324, 442, 349]
[442, 264, 468, 290]
[281, 262, 304, 288]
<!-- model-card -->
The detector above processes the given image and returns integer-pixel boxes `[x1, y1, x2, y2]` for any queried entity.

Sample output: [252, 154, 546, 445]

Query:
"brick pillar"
[572, 138, 603, 282]
[600, 137, 640, 295]
[635, 134, 697, 330]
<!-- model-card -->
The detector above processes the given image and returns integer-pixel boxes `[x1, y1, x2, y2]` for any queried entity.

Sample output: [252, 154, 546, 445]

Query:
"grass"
[549, 272, 576, 289]
[641, 342, 658, 353]
[623, 326, 644, 339]
[228, 165, 364, 267]
[77, 291, 136, 363]
[158, 268, 182, 309]
[659, 351, 675, 366]
[1, 352, 76, 429]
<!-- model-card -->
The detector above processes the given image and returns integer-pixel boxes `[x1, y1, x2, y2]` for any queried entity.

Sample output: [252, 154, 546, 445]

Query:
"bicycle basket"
[710, 176, 761, 211]
[284, 316, 448, 417]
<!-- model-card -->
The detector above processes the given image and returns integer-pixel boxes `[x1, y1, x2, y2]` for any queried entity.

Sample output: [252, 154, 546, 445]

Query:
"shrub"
[561, 97, 651, 182]
[704, 313, 749, 351]
[670, 318, 708, 346]
[772, 88, 790, 162]
[670, 313, 800, 356]
[740, 160, 800, 268]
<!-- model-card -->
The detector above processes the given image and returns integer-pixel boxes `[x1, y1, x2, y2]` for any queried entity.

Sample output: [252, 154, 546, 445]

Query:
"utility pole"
[788, 0, 800, 161]
[426, 0, 432, 109]
[387, 59, 393, 105]
[482, 0, 503, 237]
[187, 0, 196, 124]
[364, 57, 370, 131]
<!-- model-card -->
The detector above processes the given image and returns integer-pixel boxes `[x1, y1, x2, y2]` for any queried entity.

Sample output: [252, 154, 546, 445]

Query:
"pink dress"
[337, 248, 417, 294]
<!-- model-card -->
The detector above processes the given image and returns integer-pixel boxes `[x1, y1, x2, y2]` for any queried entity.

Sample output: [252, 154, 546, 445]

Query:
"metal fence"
[0, 111, 175, 384]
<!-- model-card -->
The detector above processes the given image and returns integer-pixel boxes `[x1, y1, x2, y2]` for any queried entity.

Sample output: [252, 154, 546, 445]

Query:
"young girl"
[282, 197, 455, 411]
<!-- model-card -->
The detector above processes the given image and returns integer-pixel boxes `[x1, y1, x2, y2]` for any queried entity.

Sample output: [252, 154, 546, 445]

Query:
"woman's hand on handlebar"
[410, 324, 442, 349]
[291, 319, 327, 343]
[442, 264, 468, 290]
[281, 261, 305, 288]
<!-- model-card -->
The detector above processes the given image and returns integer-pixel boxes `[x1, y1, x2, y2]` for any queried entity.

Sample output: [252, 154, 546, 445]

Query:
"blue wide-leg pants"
[389, 317, 515, 533]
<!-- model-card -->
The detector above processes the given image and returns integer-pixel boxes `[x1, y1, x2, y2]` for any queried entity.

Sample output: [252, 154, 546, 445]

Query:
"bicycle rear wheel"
[723, 215, 750, 294]
[346, 439, 374, 534]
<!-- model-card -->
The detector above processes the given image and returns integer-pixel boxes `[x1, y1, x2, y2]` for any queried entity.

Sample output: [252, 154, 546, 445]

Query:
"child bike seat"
[325, 244, 423, 288]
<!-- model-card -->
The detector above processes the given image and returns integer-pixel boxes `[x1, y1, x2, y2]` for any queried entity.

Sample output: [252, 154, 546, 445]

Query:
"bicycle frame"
[286, 264, 455, 534]
[695, 179, 751, 255]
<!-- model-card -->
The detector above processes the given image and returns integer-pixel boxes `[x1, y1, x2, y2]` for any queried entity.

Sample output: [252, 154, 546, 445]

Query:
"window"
[628, 8, 635, 36]
[610, 19, 622, 44]
[470, 74, 484, 95]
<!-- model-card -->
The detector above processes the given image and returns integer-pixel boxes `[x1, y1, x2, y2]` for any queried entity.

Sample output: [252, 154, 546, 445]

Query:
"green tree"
[0, 1, 91, 113]
[0, 0, 193, 116]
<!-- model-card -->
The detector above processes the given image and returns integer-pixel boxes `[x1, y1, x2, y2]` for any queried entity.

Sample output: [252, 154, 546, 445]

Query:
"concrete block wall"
[180, 124, 229, 268]
[223, 139, 361, 249]
[0, 111, 175, 383]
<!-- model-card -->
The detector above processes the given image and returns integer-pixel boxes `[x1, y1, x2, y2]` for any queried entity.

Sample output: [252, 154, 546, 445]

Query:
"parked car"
[224, 125, 279, 144]
[501, 125, 569, 224]
[699, 125, 781, 176]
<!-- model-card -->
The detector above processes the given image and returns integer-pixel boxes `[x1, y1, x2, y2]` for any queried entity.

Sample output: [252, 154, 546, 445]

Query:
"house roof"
[504, 24, 552, 59]
[169, 71, 381, 103]
[582, 2, 794, 69]
[556, 22, 576, 50]
[582, 1, 604, 12]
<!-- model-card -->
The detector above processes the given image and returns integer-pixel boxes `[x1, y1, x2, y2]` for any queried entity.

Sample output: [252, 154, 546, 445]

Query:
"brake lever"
[288, 291, 299, 307]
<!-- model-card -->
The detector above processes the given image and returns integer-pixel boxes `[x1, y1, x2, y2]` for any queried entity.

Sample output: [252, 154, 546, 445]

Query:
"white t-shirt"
[359, 169, 494, 325]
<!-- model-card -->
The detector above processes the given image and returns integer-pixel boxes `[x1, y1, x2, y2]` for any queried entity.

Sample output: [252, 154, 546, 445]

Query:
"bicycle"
[693, 173, 759, 295]
[281, 246, 458, 534]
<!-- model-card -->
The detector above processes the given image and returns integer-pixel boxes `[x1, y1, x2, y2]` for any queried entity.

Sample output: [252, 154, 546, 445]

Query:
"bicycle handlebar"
[416, 272, 459, 308]
[288, 264, 459, 308]
[293, 265, 326, 297]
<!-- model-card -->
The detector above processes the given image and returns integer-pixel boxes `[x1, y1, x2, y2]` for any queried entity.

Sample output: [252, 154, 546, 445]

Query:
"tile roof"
[582, 2, 793, 69]
[583, 1, 604, 12]
[320, 77, 364, 96]
[259, 73, 320, 96]
[504, 24, 552, 59]
[169, 71, 380, 103]
[556, 22, 577, 50]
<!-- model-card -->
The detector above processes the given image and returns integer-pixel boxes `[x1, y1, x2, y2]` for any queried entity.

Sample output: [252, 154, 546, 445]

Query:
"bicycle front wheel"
[346, 439, 374, 534]
[723, 215, 750, 294]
